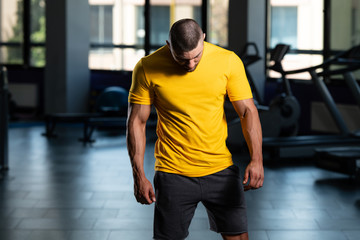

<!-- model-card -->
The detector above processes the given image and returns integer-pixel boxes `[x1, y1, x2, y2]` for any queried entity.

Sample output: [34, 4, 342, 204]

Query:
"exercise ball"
[95, 86, 129, 116]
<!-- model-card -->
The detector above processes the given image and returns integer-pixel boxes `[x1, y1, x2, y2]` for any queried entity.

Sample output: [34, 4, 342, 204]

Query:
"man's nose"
[186, 59, 196, 68]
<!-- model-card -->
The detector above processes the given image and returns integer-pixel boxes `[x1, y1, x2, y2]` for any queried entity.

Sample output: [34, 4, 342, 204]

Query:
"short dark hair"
[169, 19, 203, 53]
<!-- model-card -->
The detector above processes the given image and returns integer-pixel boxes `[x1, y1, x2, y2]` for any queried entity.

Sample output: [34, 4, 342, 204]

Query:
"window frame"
[0, 0, 46, 67]
[3, 0, 350, 74]
[265, 0, 350, 80]
[0, 0, 208, 68]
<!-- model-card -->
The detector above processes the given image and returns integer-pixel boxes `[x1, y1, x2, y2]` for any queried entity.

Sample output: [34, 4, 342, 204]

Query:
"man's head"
[166, 19, 206, 72]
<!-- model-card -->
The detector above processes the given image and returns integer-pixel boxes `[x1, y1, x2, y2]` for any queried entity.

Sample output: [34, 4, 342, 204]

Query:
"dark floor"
[1, 124, 360, 240]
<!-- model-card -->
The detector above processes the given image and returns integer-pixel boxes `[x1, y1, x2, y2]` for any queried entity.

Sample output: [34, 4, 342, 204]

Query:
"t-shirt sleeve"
[128, 59, 153, 105]
[226, 52, 253, 102]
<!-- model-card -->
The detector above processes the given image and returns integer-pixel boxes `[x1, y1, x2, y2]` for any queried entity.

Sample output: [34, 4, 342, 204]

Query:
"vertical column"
[228, 0, 267, 101]
[247, 0, 267, 101]
[45, 0, 90, 113]
[0, 67, 9, 171]
[228, 0, 248, 54]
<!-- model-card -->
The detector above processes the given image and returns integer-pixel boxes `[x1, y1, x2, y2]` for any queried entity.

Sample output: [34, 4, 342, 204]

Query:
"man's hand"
[243, 160, 264, 191]
[134, 176, 156, 204]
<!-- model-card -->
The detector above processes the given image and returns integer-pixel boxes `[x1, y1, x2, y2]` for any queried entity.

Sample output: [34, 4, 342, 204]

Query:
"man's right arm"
[126, 103, 156, 204]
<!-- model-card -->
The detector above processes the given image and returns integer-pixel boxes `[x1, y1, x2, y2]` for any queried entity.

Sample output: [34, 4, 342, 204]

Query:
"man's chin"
[185, 67, 196, 72]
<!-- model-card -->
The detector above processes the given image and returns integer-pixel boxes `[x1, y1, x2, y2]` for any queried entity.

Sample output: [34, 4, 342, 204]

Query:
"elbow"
[241, 105, 259, 120]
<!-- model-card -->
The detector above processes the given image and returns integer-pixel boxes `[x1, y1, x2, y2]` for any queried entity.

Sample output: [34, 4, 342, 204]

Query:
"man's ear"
[203, 33, 206, 40]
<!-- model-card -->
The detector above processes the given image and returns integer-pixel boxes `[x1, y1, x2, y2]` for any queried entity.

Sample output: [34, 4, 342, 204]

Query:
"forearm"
[126, 103, 155, 204]
[127, 118, 147, 179]
[240, 107, 263, 163]
[232, 99, 264, 190]
[126, 103, 151, 179]
[232, 99, 263, 163]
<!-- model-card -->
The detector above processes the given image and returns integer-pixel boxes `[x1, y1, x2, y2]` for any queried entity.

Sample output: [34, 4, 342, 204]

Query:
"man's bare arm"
[126, 103, 156, 204]
[232, 98, 264, 191]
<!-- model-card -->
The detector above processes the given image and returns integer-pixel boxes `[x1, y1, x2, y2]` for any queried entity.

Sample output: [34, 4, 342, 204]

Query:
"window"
[268, 0, 324, 80]
[329, 0, 360, 78]
[89, 0, 207, 70]
[149, 6, 170, 48]
[330, 0, 360, 51]
[90, 5, 113, 44]
[208, 0, 229, 47]
[270, 7, 297, 49]
[2, 0, 229, 70]
[30, 0, 46, 67]
[0, 0, 45, 66]
[89, 0, 146, 71]
[148, 1, 202, 50]
[0, 0, 23, 64]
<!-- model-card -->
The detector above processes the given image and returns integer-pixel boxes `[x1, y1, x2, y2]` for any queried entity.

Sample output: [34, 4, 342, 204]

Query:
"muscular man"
[127, 18, 264, 240]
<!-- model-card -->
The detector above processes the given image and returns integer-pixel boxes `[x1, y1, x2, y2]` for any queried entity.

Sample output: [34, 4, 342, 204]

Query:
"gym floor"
[0, 124, 360, 240]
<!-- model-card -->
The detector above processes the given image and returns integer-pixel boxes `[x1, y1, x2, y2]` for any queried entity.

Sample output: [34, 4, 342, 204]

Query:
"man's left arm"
[232, 98, 264, 191]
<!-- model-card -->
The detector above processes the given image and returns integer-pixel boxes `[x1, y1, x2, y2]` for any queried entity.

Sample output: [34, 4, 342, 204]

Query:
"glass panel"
[90, 5, 113, 44]
[30, 46, 45, 67]
[90, 5, 100, 43]
[330, 0, 360, 79]
[149, 0, 202, 47]
[0, 0, 23, 43]
[269, 0, 324, 80]
[89, 0, 145, 70]
[150, 5, 170, 46]
[0, 46, 23, 64]
[330, 0, 360, 51]
[89, 47, 145, 71]
[30, 0, 46, 43]
[89, 0, 204, 70]
[270, 6, 297, 48]
[270, 0, 323, 50]
[208, 0, 229, 47]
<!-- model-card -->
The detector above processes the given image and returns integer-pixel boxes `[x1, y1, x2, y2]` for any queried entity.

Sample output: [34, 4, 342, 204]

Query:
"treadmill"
[313, 46, 360, 178]
[262, 45, 360, 164]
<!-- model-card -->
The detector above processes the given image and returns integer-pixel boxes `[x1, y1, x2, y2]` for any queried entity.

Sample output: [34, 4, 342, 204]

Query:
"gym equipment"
[263, 44, 360, 163]
[266, 44, 301, 137]
[315, 146, 360, 179]
[313, 46, 360, 178]
[94, 86, 129, 116]
[43, 86, 130, 143]
[227, 43, 300, 146]
[0, 66, 9, 172]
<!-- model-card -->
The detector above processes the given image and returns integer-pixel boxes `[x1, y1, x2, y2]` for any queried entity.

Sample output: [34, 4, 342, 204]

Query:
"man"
[127, 19, 264, 240]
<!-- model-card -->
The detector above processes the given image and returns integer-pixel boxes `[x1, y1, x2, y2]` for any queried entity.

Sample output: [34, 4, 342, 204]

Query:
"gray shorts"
[153, 165, 248, 240]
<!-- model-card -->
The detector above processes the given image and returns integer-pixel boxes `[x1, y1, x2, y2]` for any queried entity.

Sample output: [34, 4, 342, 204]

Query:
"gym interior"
[1, 0, 360, 239]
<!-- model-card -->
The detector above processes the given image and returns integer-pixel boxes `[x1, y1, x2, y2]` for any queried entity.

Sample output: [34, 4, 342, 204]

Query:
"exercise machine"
[263, 43, 301, 137]
[313, 45, 360, 178]
[262, 45, 360, 164]
[43, 86, 130, 143]
[227, 43, 301, 146]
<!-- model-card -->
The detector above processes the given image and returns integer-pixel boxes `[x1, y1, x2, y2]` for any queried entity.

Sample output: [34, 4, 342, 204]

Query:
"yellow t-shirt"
[129, 42, 252, 177]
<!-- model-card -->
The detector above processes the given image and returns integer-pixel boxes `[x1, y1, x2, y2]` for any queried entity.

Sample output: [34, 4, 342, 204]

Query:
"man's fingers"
[243, 166, 264, 191]
[244, 185, 252, 191]
[149, 187, 156, 202]
[143, 192, 153, 204]
[143, 187, 156, 204]
[243, 170, 249, 184]
[250, 173, 262, 187]
[133, 177, 155, 205]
